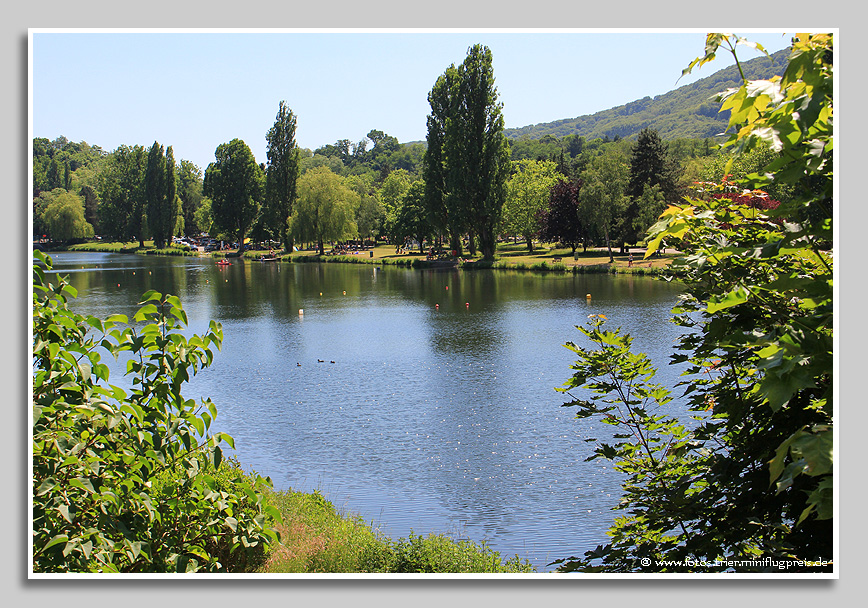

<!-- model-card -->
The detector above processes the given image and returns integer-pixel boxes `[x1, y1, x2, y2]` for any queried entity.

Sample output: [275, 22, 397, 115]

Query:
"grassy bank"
[258, 487, 535, 573]
[65, 240, 199, 256]
[58, 239, 676, 275]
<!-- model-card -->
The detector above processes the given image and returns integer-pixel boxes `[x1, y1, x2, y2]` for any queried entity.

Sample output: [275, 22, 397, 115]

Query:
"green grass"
[258, 487, 535, 574]
[66, 240, 198, 256]
[57, 239, 677, 275]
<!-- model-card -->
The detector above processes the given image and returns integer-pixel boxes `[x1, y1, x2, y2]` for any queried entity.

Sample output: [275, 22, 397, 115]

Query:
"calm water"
[43, 251, 688, 571]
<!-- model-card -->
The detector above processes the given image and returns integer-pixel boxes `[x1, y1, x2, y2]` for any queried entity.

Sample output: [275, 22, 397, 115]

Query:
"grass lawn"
[60, 239, 677, 273]
[280, 241, 676, 273]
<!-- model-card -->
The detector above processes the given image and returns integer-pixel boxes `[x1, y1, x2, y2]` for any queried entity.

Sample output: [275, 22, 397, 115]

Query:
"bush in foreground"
[32, 251, 280, 572]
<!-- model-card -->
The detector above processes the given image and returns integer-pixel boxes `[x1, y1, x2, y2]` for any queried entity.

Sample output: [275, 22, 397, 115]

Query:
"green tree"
[79, 184, 99, 234]
[177, 159, 204, 237]
[537, 179, 585, 255]
[423, 66, 453, 251]
[41, 191, 94, 243]
[502, 159, 561, 251]
[363, 129, 401, 179]
[203, 139, 264, 252]
[33, 188, 65, 239]
[98, 145, 147, 245]
[425, 44, 510, 260]
[346, 174, 384, 243]
[577, 149, 630, 262]
[46, 157, 64, 191]
[265, 101, 301, 251]
[291, 166, 359, 255]
[555, 33, 833, 573]
[623, 128, 680, 247]
[194, 197, 213, 236]
[145, 142, 179, 249]
[379, 168, 412, 242]
[32, 252, 280, 572]
[391, 181, 431, 252]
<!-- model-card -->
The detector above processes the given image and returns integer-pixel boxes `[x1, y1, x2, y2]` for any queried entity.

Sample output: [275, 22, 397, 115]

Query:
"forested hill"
[504, 47, 789, 142]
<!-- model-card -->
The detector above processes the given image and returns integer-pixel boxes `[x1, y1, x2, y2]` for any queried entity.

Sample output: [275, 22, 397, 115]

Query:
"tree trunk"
[524, 234, 534, 252]
[479, 224, 496, 261]
[450, 233, 462, 257]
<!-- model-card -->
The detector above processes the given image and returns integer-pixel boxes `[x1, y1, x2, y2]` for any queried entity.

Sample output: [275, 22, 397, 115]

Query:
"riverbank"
[257, 483, 535, 573]
[59, 240, 678, 276]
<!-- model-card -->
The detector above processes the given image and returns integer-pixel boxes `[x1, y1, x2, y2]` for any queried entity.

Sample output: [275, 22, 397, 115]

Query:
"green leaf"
[139, 290, 162, 303]
[790, 425, 832, 476]
[36, 477, 57, 496]
[41, 534, 69, 553]
[705, 286, 750, 313]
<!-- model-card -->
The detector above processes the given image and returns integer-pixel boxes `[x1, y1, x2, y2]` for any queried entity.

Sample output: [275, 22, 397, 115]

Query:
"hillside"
[504, 48, 789, 142]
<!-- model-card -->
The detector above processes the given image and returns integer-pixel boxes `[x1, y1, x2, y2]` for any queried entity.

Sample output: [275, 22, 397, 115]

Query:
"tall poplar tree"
[265, 101, 301, 251]
[145, 142, 179, 249]
[423, 64, 457, 251]
[424, 44, 510, 260]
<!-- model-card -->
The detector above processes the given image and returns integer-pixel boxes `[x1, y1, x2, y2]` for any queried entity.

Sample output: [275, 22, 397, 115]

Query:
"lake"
[41, 251, 689, 571]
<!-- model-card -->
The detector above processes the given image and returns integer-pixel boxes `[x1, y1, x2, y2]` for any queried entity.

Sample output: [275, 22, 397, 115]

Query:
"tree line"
[35, 44, 776, 263]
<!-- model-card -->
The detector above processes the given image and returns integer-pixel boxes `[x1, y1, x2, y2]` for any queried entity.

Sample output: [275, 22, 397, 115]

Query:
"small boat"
[217, 259, 231, 266]
[259, 255, 280, 262]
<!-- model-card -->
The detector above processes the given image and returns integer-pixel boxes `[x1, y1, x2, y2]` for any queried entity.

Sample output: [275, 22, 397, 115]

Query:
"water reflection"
[44, 252, 687, 570]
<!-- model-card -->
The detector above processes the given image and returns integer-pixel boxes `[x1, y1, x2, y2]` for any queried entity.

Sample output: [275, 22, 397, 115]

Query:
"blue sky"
[30, 30, 793, 173]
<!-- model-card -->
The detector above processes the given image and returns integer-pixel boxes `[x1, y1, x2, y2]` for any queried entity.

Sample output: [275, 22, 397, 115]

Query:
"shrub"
[32, 251, 280, 572]
[385, 532, 534, 573]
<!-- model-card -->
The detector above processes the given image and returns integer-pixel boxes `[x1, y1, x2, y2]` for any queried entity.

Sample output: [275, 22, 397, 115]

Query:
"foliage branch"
[554, 33, 833, 573]
[32, 251, 280, 572]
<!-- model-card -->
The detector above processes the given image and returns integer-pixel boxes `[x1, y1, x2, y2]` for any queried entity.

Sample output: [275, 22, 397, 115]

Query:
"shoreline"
[44, 241, 679, 277]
